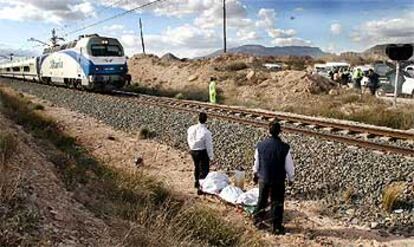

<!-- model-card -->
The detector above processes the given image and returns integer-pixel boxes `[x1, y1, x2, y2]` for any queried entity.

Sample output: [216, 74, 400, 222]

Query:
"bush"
[383, 182, 406, 212]
[0, 132, 16, 165]
[138, 127, 156, 139]
[224, 62, 248, 71]
[32, 104, 44, 111]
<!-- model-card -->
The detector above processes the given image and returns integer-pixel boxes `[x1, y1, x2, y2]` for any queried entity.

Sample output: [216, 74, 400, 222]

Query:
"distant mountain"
[204, 44, 328, 58]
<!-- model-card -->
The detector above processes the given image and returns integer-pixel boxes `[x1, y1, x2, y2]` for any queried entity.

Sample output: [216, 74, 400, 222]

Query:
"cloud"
[330, 23, 342, 35]
[256, 8, 277, 30]
[193, 0, 250, 29]
[120, 24, 223, 58]
[0, 0, 96, 23]
[268, 29, 297, 39]
[0, 43, 40, 59]
[255, 8, 309, 46]
[353, 13, 414, 46]
[271, 37, 311, 46]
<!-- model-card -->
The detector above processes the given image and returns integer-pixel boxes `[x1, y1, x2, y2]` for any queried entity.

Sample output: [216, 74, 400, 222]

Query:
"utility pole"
[139, 18, 146, 54]
[223, 0, 227, 53]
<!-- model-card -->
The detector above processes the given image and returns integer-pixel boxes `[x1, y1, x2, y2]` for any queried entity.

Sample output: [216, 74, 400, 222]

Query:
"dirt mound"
[161, 52, 181, 62]
[127, 54, 338, 107]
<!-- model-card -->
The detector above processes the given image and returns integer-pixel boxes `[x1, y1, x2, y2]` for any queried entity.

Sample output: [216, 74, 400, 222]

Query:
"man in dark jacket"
[252, 121, 295, 235]
[367, 69, 380, 95]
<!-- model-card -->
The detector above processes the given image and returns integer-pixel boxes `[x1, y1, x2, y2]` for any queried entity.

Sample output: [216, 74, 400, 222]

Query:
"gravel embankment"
[2, 80, 413, 235]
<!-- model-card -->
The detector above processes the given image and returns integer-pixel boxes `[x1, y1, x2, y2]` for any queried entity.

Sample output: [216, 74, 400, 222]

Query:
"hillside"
[205, 45, 328, 58]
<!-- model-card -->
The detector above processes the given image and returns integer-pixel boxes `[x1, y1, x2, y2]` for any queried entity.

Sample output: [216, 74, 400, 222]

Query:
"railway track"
[1, 78, 413, 157]
[113, 90, 414, 157]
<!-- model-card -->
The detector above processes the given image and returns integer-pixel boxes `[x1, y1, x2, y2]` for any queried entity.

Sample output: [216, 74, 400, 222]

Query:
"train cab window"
[12, 67, 20, 72]
[23, 66, 30, 72]
[6, 68, 10, 72]
[90, 44, 123, 57]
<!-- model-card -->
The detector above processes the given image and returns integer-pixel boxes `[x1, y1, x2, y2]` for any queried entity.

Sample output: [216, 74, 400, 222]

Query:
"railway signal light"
[385, 44, 413, 61]
[385, 44, 413, 107]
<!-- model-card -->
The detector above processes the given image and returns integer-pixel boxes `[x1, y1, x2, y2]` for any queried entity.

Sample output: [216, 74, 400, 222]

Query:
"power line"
[101, 0, 126, 12]
[66, 0, 165, 36]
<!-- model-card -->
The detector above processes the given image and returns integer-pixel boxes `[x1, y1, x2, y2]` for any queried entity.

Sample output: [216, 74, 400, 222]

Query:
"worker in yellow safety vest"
[352, 68, 364, 89]
[209, 77, 217, 104]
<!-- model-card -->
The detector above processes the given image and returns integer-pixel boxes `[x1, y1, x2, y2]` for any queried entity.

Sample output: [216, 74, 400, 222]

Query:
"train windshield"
[91, 44, 123, 57]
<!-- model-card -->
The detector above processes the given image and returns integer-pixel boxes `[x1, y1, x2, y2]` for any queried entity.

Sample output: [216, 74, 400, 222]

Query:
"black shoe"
[272, 225, 286, 235]
[194, 181, 200, 188]
[253, 221, 267, 230]
[197, 189, 203, 195]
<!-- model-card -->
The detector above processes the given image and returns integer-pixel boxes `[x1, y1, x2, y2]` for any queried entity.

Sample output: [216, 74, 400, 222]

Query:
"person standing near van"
[367, 69, 380, 95]
[209, 77, 217, 104]
[252, 121, 295, 235]
[187, 112, 214, 195]
[352, 68, 364, 89]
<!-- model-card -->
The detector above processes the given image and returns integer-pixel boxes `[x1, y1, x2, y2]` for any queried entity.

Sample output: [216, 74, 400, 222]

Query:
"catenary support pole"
[393, 62, 400, 107]
[223, 0, 227, 53]
[139, 18, 146, 55]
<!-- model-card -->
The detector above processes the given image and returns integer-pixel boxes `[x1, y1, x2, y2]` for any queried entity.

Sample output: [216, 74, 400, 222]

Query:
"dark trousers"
[190, 150, 210, 188]
[254, 181, 285, 229]
[354, 78, 361, 89]
[369, 86, 377, 95]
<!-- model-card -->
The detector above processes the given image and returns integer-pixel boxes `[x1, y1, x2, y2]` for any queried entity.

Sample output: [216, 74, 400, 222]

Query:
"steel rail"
[129, 95, 414, 157]
[137, 94, 414, 141]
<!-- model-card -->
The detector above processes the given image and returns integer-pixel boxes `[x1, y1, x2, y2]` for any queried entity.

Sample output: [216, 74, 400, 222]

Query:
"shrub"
[174, 92, 185, 99]
[0, 132, 17, 165]
[32, 104, 44, 110]
[138, 127, 156, 139]
[383, 182, 405, 212]
[224, 62, 248, 71]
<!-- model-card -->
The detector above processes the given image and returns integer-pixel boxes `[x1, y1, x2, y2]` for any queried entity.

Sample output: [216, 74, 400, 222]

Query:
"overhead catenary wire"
[62, 0, 125, 35]
[65, 0, 165, 36]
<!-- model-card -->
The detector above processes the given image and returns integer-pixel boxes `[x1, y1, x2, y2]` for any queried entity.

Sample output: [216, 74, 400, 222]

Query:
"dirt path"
[0, 113, 117, 246]
[18, 89, 414, 247]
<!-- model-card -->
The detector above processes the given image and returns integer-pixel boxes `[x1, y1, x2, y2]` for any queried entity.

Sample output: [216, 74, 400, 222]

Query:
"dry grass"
[382, 182, 406, 212]
[0, 132, 16, 165]
[342, 187, 357, 203]
[0, 87, 267, 247]
[138, 127, 156, 139]
[125, 84, 209, 102]
[280, 90, 414, 130]
[223, 62, 248, 71]
[0, 143, 41, 246]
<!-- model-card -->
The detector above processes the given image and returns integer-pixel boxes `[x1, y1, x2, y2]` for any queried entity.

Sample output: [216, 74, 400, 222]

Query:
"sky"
[0, 0, 414, 59]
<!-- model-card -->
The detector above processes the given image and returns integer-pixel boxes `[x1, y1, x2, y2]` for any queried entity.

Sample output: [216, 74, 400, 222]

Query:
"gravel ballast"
[2, 80, 413, 235]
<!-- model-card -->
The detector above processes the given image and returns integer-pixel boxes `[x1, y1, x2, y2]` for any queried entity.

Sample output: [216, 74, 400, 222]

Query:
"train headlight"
[120, 66, 124, 70]
[96, 67, 99, 71]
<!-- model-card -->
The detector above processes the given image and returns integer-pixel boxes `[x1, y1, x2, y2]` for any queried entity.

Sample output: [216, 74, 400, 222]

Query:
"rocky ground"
[1, 80, 413, 237]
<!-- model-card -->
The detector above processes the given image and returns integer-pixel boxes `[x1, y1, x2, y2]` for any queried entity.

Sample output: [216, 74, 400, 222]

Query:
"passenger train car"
[0, 34, 131, 90]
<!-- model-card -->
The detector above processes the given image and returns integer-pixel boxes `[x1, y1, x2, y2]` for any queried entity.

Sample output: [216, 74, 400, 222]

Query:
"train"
[0, 34, 131, 91]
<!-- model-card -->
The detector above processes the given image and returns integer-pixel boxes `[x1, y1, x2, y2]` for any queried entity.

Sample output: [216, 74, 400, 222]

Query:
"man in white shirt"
[187, 112, 214, 195]
[252, 121, 295, 235]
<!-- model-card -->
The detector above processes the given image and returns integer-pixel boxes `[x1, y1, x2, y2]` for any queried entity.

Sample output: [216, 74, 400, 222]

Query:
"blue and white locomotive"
[0, 34, 131, 90]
